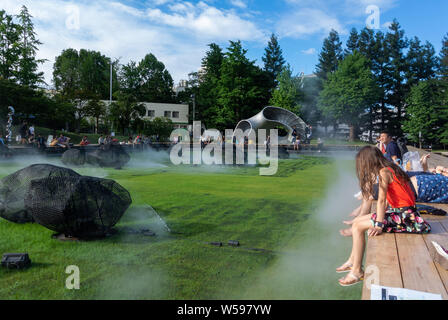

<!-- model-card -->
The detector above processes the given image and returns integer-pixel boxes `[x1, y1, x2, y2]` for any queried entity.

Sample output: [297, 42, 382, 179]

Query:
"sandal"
[338, 272, 364, 287]
[336, 262, 353, 273]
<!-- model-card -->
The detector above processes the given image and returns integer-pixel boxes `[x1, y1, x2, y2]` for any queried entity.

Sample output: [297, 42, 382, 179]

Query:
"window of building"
[148, 110, 155, 117]
[164, 111, 171, 118]
[172, 111, 179, 118]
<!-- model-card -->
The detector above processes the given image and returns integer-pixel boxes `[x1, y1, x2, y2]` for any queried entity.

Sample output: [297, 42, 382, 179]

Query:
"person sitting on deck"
[80, 136, 90, 146]
[341, 153, 448, 237]
[57, 134, 70, 148]
[36, 134, 46, 149]
[98, 135, 105, 145]
[336, 146, 431, 287]
[19, 121, 28, 144]
[379, 131, 401, 164]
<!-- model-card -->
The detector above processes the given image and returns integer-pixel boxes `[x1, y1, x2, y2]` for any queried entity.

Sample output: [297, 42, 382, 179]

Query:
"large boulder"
[0, 164, 80, 223]
[86, 144, 130, 169]
[61, 149, 85, 166]
[25, 176, 132, 238]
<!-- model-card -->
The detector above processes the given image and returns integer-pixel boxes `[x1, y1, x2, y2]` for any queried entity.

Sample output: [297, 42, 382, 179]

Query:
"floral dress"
[371, 206, 431, 234]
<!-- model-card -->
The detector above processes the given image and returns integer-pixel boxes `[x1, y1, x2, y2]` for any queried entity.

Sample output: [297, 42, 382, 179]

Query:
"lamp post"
[191, 93, 196, 123]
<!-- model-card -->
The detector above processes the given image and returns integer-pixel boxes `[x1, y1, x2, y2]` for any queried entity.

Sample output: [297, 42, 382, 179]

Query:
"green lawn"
[0, 155, 361, 299]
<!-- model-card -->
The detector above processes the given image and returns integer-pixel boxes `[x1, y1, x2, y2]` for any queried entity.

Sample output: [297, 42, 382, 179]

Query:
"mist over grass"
[0, 154, 362, 299]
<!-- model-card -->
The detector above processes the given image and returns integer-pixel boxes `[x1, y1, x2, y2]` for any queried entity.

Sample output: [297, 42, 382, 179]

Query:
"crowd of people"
[336, 131, 448, 287]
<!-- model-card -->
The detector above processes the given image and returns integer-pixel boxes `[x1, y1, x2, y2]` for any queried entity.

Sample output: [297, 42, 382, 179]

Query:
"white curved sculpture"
[234, 106, 307, 144]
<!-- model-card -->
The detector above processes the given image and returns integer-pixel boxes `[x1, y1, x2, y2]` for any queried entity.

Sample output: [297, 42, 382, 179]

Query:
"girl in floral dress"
[337, 146, 431, 286]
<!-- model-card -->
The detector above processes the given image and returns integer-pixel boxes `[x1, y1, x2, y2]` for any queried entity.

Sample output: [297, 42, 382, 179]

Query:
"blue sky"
[1, 0, 447, 86]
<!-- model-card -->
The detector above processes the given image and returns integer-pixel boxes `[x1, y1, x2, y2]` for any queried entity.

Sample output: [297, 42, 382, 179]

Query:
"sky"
[1, 0, 447, 88]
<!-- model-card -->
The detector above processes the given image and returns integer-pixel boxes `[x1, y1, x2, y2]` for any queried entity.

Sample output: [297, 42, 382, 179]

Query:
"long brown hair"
[355, 145, 410, 199]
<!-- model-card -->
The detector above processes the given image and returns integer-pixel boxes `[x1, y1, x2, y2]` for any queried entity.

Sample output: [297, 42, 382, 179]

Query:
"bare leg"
[341, 197, 373, 236]
[338, 215, 372, 284]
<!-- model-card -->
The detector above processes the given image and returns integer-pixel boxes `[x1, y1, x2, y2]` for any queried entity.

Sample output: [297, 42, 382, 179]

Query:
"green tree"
[439, 33, 448, 80]
[316, 29, 343, 80]
[85, 99, 107, 133]
[216, 41, 270, 130]
[405, 36, 438, 89]
[0, 10, 21, 81]
[16, 5, 45, 87]
[318, 52, 380, 141]
[143, 117, 174, 141]
[403, 80, 448, 146]
[262, 33, 285, 89]
[192, 43, 224, 126]
[384, 20, 408, 135]
[53, 48, 115, 131]
[108, 92, 146, 135]
[121, 53, 175, 103]
[269, 65, 303, 115]
[344, 28, 359, 56]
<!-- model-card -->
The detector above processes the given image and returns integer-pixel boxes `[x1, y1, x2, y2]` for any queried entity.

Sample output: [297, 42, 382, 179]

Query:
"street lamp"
[190, 93, 196, 123]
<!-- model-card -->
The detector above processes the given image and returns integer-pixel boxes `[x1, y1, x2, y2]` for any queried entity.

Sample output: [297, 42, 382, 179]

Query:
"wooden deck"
[362, 203, 448, 300]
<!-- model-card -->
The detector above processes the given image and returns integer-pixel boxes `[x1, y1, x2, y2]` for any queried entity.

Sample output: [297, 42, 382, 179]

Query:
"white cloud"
[146, 2, 265, 41]
[230, 0, 247, 9]
[0, 0, 265, 87]
[301, 48, 316, 55]
[277, 8, 346, 38]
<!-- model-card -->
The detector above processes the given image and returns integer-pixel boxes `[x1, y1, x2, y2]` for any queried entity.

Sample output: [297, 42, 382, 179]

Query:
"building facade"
[142, 102, 189, 128]
[102, 100, 189, 129]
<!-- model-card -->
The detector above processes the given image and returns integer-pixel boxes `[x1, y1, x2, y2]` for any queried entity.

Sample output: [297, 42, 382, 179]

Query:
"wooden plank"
[396, 233, 448, 299]
[362, 233, 403, 300]
[440, 219, 448, 232]
[422, 221, 448, 296]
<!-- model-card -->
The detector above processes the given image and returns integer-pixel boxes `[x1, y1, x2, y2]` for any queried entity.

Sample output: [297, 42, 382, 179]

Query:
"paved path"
[407, 146, 448, 168]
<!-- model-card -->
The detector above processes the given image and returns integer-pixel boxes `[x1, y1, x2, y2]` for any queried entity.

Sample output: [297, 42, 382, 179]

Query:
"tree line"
[314, 21, 447, 145]
[1, 6, 447, 147]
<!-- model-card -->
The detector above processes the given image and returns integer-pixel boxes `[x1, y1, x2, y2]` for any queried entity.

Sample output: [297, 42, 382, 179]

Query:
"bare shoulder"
[379, 167, 393, 183]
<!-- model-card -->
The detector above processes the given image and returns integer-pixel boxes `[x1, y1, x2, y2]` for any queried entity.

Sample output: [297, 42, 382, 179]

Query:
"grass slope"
[0, 156, 361, 299]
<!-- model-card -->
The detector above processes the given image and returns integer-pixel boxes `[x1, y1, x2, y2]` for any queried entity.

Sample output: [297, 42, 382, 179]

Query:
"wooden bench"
[362, 203, 448, 300]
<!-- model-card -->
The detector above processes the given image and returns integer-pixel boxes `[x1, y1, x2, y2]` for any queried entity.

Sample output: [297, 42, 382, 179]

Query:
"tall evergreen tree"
[195, 43, 224, 125]
[315, 29, 343, 80]
[406, 36, 438, 89]
[262, 33, 285, 89]
[0, 10, 21, 81]
[344, 28, 359, 56]
[16, 5, 45, 87]
[439, 33, 448, 80]
[384, 19, 408, 135]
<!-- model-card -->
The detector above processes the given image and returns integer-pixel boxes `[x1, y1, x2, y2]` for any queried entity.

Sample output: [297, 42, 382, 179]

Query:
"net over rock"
[61, 149, 86, 166]
[0, 164, 80, 223]
[25, 176, 132, 238]
[86, 144, 130, 169]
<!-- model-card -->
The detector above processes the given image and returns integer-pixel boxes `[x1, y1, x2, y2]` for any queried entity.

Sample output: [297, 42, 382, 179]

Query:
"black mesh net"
[85, 144, 130, 169]
[25, 176, 132, 238]
[61, 149, 86, 166]
[0, 164, 80, 223]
